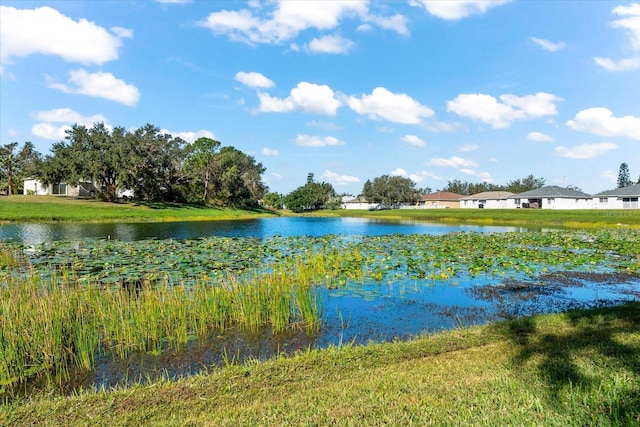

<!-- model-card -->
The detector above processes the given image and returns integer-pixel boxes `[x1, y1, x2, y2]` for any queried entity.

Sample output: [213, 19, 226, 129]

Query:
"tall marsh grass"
[0, 262, 324, 395]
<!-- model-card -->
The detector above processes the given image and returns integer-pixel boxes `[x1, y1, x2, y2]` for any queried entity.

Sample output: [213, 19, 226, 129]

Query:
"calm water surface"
[4, 216, 638, 394]
[0, 216, 545, 245]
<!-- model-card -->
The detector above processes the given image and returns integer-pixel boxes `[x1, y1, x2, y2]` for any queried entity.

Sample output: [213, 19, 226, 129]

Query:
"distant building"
[460, 191, 515, 209]
[508, 186, 592, 209]
[408, 191, 463, 209]
[341, 196, 379, 210]
[23, 178, 97, 197]
[593, 183, 640, 209]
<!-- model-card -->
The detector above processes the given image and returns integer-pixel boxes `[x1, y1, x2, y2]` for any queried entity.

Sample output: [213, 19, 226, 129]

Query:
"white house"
[341, 196, 379, 210]
[508, 186, 593, 209]
[23, 178, 97, 197]
[593, 183, 640, 209]
[460, 191, 515, 209]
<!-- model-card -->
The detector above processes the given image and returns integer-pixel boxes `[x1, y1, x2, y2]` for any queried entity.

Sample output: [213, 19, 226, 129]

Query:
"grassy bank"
[321, 207, 640, 228]
[4, 195, 639, 228]
[0, 196, 276, 223]
[2, 303, 639, 426]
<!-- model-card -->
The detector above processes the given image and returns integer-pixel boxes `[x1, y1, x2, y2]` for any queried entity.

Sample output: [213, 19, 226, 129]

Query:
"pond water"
[3, 217, 639, 395]
[0, 216, 545, 245]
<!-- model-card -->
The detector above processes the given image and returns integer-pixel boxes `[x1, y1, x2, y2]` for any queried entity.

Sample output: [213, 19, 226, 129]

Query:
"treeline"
[0, 123, 267, 207]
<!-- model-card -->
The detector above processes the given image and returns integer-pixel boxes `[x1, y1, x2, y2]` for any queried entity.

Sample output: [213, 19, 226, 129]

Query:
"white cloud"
[611, 3, 640, 49]
[262, 147, 279, 156]
[32, 108, 110, 140]
[391, 168, 441, 183]
[447, 92, 561, 128]
[429, 156, 477, 168]
[198, 1, 407, 48]
[296, 135, 345, 147]
[409, 0, 511, 20]
[306, 34, 355, 54]
[49, 69, 140, 106]
[0, 6, 130, 66]
[347, 87, 434, 124]
[401, 135, 426, 147]
[235, 71, 275, 88]
[566, 108, 640, 140]
[593, 57, 640, 71]
[460, 168, 494, 182]
[594, 4, 640, 71]
[35, 108, 107, 125]
[527, 131, 554, 142]
[306, 120, 340, 131]
[198, 1, 368, 45]
[321, 170, 360, 186]
[32, 123, 73, 140]
[363, 13, 409, 36]
[459, 143, 479, 152]
[530, 37, 566, 52]
[161, 129, 216, 143]
[555, 142, 618, 159]
[258, 82, 341, 115]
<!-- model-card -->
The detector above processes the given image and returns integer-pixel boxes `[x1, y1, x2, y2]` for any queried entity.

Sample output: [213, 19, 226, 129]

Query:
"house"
[593, 183, 640, 209]
[23, 178, 97, 197]
[407, 191, 463, 209]
[508, 186, 592, 209]
[341, 196, 379, 210]
[460, 191, 515, 209]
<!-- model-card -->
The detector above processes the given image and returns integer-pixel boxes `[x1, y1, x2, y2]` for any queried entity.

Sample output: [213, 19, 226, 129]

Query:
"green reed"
[0, 261, 325, 395]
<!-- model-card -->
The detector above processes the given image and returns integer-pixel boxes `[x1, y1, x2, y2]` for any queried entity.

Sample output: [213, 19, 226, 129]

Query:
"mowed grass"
[0, 196, 276, 223]
[2, 303, 639, 426]
[323, 207, 640, 228]
[3, 195, 640, 227]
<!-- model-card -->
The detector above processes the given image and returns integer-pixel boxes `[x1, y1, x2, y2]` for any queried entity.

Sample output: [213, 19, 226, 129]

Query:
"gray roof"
[593, 183, 640, 197]
[508, 186, 591, 199]
[460, 191, 514, 200]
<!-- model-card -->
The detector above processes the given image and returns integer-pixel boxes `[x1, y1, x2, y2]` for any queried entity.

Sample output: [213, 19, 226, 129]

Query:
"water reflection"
[0, 216, 548, 245]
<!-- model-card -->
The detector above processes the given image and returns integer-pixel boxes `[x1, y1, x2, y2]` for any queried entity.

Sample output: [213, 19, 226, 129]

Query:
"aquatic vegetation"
[1, 228, 639, 395]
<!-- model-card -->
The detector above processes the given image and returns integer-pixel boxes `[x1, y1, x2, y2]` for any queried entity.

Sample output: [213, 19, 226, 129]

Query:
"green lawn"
[321, 207, 640, 228]
[3, 303, 639, 426]
[0, 196, 277, 223]
[2, 195, 640, 227]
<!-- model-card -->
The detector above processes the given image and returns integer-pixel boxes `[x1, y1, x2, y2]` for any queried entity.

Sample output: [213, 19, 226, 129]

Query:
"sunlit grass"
[0, 264, 323, 394]
[0, 195, 276, 223]
[2, 303, 639, 425]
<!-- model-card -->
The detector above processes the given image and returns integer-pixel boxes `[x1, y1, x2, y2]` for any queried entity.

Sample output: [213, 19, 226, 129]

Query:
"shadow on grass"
[498, 302, 640, 420]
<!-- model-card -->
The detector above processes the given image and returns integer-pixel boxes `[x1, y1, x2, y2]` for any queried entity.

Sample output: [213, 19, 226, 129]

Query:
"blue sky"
[1, 1, 639, 196]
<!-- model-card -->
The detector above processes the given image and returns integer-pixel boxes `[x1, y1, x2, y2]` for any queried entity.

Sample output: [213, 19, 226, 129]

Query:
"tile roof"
[508, 186, 592, 198]
[593, 183, 640, 197]
[460, 191, 515, 200]
[420, 191, 463, 201]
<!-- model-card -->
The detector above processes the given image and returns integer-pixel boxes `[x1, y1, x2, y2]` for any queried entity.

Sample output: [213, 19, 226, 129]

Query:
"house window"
[599, 198, 608, 203]
[514, 199, 520, 205]
[52, 183, 67, 195]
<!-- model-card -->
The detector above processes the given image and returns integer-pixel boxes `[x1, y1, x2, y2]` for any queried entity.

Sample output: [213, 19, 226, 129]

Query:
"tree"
[263, 192, 284, 209]
[440, 179, 497, 196]
[39, 122, 185, 202]
[617, 163, 632, 188]
[183, 137, 221, 203]
[361, 175, 420, 205]
[1, 142, 42, 195]
[214, 146, 267, 207]
[121, 124, 186, 201]
[285, 174, 336, 213]
[505, 175, 546, 193]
